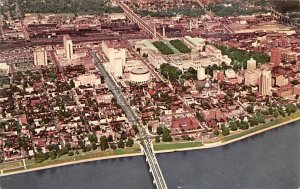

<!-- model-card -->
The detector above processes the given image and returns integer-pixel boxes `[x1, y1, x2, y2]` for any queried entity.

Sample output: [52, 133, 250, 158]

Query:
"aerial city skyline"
[0, 0, 300, 189]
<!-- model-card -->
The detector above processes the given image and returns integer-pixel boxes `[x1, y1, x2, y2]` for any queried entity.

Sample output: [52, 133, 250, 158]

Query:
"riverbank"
[1, 113, 300, 177]
[155, 111, 300, 154]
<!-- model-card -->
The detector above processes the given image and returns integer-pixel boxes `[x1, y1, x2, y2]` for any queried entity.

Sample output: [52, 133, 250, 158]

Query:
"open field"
[153, 141, 203, 151]
[0, 160, 24, 172]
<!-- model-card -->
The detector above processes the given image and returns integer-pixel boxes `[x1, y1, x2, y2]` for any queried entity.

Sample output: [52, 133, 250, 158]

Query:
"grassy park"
[153, 141, 203, 151]
[1, 145, 141, 174]
[170, 39, 191, 53]
[153, 41, 174, 55]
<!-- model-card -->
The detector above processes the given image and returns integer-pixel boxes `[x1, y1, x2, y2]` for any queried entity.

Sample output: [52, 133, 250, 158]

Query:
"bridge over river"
[89, 50, 168, 189]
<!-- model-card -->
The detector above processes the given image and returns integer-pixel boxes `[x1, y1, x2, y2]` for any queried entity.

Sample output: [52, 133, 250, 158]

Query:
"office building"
[270, 48, 281, 66]
[64, 35, 73, 60]
[34, 48, 47, 66]
[259, 69, 272, 96]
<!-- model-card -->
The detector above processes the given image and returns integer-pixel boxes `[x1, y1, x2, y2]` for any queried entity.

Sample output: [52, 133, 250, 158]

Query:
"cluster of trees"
[160, 63, 182, 82]
[225, 103, 299, 134]
[181, 135, 195, 141]
[136, 7, 204, 17]
[218, 45, 270, 70]
[221, 124, 230, 136]
[181, 67, 197, 80]
[34, 135, 135, 163]
[153, 41, 174, 55]
[208, 2, 268, 17]
[156, 127, 173, 142]
[17, 0, 123, 15]
[35, 144, 72, 163]
[205, 62, 231, 77]
[170, 39, 191, 53]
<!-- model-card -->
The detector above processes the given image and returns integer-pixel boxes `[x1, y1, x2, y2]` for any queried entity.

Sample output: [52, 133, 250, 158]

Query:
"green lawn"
[153, 142, 203, 151]
[26, 145, 141, 169]
[169, 39, 191, 53]
[3, 167, 25, 174]
[152, 41, 174, 55]
[0, 160, 23, 171]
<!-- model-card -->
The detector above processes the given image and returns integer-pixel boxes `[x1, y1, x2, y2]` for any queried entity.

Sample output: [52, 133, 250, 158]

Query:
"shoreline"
[1, 115, 299, 177]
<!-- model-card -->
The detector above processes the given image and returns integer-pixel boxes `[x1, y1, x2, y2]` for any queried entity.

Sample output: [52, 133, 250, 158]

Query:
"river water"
[0, 121, 299, 189]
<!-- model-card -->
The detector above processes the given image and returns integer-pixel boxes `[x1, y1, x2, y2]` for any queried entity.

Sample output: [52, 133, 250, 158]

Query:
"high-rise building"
[102, 41, 126, 78]
[259, 69, 272, 96]
[270, 48, 281, 66]
[63, 35, 73, 60]
[34, 48, 47, 66]
[247, 58, 256, 71]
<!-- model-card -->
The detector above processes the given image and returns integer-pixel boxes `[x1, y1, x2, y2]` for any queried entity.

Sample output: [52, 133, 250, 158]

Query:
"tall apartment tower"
[259, 69, 272, 96]
[247, 58, 256, 71]
[63, 35, 73, 60]
[270, 48, 281, 66]
[34, 48, 47, 66]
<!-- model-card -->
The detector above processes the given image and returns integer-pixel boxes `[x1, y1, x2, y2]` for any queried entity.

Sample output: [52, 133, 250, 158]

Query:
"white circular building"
[129, 68, 151, 83]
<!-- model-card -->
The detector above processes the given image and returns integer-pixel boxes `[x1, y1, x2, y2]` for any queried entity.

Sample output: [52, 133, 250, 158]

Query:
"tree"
[246, 105, 254, 114]
[110, 144, 117, 150]
[88, 134, 97, 143]
[70, 79, 75, 88]
[49, 150, 56, 160]
[148, 125, 152, 133]
[155, 136, 160, 143]
[157, 126, 163, 135]
[222, 127, 230, 136]
[126, 138, 134, 147]
[120, 131, 127, 140]
[273, 110, 280, 118]
[65, 143, 71, 151]
[92, 142, 97, 150]
[47, 144, 59, 152]
[85, 145, 92, 152]
[229, 122, 238, 131]
[100, 136, 109, 151]
[34, 152, 49, 163]
[68, 151, 74, 156]
[58, 147, 69, 157]
[162, 128, 172, 142]
[213, 130, 219, 136]
[107, 135, 113, 142]
[118, 139, 125, 148]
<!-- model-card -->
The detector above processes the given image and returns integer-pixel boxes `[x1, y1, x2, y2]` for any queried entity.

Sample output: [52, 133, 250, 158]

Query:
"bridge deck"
[89, 50, 168, 189]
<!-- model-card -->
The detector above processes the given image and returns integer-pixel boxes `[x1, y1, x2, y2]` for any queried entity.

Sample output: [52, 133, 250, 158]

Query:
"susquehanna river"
[1, 121, 299, 189]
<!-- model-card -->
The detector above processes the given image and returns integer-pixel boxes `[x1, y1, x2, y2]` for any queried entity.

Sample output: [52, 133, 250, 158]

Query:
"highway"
[89, 50, 168, 189]
[118, 2, 164, 40]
